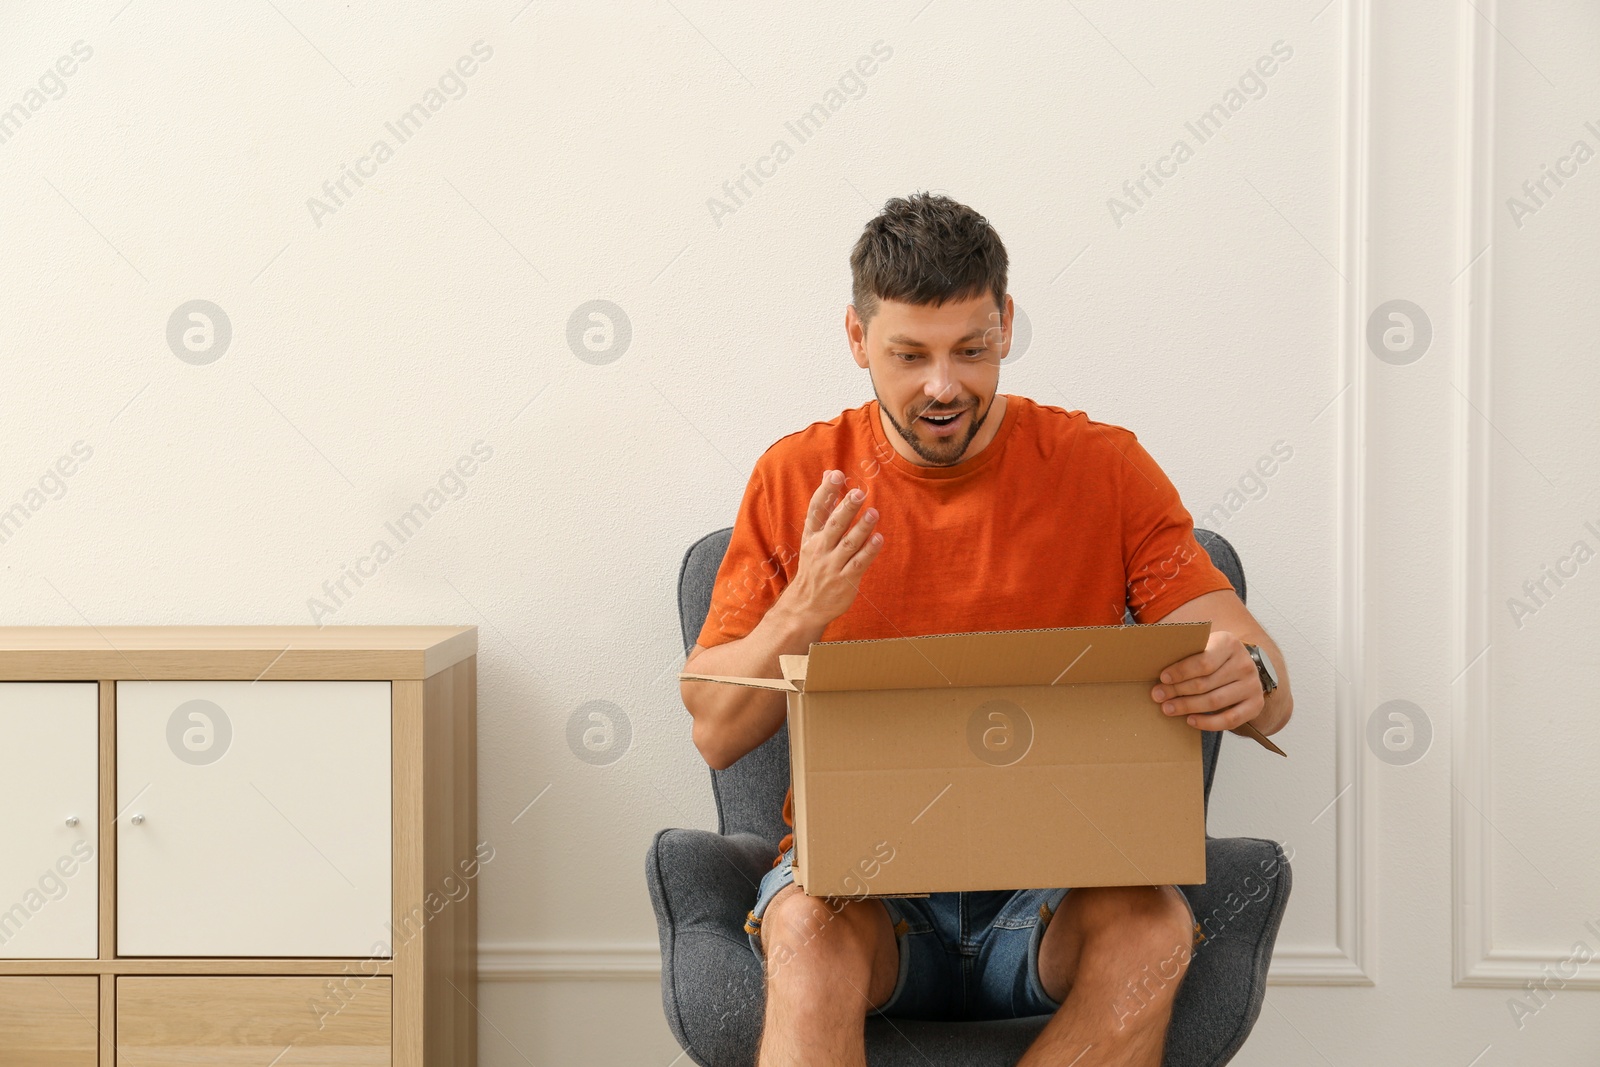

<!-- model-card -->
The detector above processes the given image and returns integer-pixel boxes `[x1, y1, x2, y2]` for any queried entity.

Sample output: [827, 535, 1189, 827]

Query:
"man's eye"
[963, 348, 986, 358]
[893, 352, 918, 361]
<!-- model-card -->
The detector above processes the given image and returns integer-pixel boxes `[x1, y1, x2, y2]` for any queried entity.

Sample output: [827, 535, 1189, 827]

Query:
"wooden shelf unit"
[0, 626, 478, 1067]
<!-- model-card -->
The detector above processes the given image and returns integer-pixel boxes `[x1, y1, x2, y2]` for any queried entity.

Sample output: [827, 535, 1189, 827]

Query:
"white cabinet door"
[0, 683, 99, 959]
[116, 680, 390, 957]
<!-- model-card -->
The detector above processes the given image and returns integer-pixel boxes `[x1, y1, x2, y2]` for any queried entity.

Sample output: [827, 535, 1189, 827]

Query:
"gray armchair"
[647, 526, 1291, 1066]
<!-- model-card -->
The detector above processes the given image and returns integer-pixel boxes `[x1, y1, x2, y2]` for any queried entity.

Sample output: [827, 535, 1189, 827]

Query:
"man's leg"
[756, 881, 901, 1067]
[1017, 884, 1196, 1067]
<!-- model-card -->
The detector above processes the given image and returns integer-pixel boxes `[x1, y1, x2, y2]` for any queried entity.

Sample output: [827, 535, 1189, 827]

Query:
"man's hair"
[849, 191, 1008, 333]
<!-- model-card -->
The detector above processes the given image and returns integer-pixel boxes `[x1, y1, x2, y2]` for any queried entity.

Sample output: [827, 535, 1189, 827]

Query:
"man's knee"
[760, 884, 878, 976]
[1080, 886, 1195, 1023]
[759, 886, 899, 1021]
[1075, 888, 1192, 977]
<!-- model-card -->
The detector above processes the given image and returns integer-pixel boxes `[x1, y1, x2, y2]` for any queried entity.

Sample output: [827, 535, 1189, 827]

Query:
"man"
[680, 191, 1292, 1067]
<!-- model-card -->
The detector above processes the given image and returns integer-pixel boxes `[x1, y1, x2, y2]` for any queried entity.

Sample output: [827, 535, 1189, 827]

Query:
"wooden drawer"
[0, 976, 98, 1065]
[116, 680, 391, 957]
[118, 976, 390, 1064]
[0, 683, 99, 959]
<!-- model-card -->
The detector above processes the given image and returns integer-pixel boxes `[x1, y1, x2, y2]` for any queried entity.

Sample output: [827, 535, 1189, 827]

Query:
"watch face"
[1250, 644, 1279, 687]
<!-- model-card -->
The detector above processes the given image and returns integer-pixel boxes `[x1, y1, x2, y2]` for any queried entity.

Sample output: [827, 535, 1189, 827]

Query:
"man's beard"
[875, 388, 991, 466]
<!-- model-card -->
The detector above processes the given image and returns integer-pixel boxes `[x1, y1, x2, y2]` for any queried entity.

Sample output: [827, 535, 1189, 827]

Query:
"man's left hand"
[1150, 629, 1263, 732]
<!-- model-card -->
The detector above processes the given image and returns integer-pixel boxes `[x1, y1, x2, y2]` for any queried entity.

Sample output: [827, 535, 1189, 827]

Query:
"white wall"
[2, 0, 1595, 1062]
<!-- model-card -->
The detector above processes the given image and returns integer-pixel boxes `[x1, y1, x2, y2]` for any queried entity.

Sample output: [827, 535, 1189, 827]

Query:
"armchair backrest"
[677, 527, 1246, 847]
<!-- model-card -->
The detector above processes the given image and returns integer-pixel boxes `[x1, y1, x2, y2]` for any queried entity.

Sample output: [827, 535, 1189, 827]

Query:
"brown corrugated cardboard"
[682, 621, 1286, 898]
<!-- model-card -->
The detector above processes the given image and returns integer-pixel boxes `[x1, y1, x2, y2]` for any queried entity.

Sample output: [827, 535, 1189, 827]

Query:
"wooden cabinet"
[0, 627, 477, 1067]
[0, 683, 99, 960]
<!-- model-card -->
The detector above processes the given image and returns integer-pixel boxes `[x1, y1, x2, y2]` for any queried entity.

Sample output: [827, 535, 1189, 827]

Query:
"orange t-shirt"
[694, 393, 1236, 868]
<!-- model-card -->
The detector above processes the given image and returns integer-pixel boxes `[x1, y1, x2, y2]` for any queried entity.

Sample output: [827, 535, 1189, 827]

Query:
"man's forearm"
[681, 591, 831, 770]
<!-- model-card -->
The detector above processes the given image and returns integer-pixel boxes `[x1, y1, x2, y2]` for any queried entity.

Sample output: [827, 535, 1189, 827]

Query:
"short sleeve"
[1118, 432, 1236, 623]
[694, 463, 798, 648]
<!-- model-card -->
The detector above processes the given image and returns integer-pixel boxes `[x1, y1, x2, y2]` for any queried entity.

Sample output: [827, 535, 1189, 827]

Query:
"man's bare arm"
[679, 593, 829, 770]
[681, 469, 884, 770]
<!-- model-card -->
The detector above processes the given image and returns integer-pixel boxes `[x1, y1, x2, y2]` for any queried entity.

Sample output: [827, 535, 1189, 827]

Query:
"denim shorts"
[744, 845, 1198, 1021]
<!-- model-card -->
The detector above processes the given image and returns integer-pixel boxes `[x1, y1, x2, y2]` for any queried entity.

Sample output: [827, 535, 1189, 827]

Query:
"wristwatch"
[1243, 643, 1279, 696]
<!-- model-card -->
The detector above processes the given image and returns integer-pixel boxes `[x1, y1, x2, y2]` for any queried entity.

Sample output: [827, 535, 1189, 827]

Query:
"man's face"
[847, 291, 1013, 466]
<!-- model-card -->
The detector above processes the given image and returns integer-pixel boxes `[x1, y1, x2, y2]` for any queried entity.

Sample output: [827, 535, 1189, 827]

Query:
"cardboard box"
[682, 621, 1286, 897]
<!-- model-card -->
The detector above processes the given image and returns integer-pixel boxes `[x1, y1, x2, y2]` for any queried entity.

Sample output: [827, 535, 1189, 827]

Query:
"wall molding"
[1451, 0, 1502, 990]
[1450, 0, 1600, 991]
[1270, 944, 1372, 986]
[1265, 0, 1376, 987]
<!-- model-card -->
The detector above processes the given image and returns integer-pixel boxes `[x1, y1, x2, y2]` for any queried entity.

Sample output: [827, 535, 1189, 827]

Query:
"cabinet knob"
[65, 816, 79, 827]
[130, 814, 145, 825]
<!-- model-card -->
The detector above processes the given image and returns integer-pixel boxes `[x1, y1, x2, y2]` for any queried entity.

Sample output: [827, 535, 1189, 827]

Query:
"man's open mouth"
[918, 406, 968, 435]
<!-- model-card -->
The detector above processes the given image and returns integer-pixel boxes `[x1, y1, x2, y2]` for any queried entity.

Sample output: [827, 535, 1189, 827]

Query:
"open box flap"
[802, 622, 1213, 692]
[678, 622, 1287, 755]
[1232, 722, 1286, 756]
[677, 672, 796, 692]
[779, 654, 808, 689]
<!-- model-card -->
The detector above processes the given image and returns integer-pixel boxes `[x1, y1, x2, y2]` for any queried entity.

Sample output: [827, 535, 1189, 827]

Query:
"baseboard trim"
[478, 941, 662, 981]
[476, 940, 1366, 985]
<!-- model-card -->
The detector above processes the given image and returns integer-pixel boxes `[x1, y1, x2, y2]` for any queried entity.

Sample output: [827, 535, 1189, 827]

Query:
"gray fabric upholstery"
[652, 526, 1291, 1066]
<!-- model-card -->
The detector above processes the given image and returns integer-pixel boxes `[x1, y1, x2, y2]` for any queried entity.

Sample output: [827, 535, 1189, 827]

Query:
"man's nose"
[924, 364, 958, 403]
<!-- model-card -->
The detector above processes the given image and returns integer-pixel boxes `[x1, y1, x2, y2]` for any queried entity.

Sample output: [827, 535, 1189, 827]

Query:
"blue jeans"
[744, 846, 1196, 1020]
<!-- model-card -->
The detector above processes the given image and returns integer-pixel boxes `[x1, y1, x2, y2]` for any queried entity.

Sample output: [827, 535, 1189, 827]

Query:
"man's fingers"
[1186, 701, 1255, 731]
[1155, 654, 1250, 701]
[819, 484, 867, 551]
[1158, 648, 1221, 687]
[803, 470, 845, 540]
[1162, 678, 1258, 717]
[833, 505, 879, 558]
[1156, 655, 1200, 689]
[842, 526, 886, 573]
[1161, 633, 1238, 686]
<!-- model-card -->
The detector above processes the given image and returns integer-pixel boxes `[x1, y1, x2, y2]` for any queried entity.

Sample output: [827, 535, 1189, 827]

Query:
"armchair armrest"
[646, 828, 777, 1066]
[648, 828, 773, 934]
[1168, 837, 1294, 1067]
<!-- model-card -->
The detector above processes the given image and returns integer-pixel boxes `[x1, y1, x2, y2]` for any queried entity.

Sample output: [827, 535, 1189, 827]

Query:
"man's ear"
[845, 305, 870, 369]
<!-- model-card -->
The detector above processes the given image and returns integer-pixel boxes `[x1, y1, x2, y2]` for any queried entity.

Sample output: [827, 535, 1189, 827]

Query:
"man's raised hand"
[784, 469, 884, 626]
